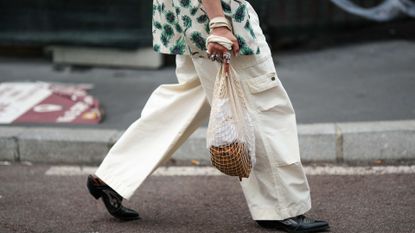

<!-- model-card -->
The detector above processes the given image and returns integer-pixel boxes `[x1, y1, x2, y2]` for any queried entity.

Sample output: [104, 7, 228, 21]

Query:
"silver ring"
[209, 54, 217, 61]
[215, 54, 223, 63]
[223, 51, 231, 60]
[223, 51, 231, 64]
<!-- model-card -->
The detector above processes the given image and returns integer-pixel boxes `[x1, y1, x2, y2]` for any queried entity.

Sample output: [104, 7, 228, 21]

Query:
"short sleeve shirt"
[152, 0, 260, 57]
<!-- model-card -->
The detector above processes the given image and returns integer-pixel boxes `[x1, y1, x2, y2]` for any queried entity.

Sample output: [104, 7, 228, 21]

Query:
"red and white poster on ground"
[0, 82, 103, 124]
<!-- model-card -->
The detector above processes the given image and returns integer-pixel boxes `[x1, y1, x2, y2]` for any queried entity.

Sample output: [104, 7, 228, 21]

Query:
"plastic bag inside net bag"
[206, 64, 256, 180]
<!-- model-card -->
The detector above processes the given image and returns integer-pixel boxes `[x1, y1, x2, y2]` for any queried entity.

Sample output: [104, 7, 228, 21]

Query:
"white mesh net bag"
[207, 64, 256, 181]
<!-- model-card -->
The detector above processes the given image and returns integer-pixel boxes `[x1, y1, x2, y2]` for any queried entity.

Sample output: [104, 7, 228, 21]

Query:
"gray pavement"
[0, 40, 414, 130]
[275, 40, 415, 124]
[0, 163, 414, 233]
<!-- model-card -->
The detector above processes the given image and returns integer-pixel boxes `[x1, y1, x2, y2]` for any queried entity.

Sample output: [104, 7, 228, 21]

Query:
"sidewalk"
[0, 40, 414, 164]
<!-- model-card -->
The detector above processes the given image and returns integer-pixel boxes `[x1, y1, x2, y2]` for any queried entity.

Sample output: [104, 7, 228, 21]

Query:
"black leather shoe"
[86, 175, 140, 221]
[256, 215, 329, 233]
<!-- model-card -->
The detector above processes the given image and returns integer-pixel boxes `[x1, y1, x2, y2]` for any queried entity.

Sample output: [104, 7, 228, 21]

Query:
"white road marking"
[304, 165, 415, 175]
[45, 166, 223, 176]
[152, 166, 223, 176]
[45, 165, 415, 176]
[45, 166, 98, 176]
[21, 161, 33, 166]
[0, 161, 11, 166]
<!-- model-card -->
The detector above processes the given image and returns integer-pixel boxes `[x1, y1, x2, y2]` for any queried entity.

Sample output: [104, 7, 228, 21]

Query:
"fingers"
[208, 42, 227, 57]
[207, 42, 234, 71]
[207, 40, 239, 60]
[231, 40, 240, 56]
[224, 61, 230, 75]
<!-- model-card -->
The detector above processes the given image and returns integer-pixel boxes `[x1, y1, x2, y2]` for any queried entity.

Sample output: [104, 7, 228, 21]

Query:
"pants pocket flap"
[246, 72, 278, 94]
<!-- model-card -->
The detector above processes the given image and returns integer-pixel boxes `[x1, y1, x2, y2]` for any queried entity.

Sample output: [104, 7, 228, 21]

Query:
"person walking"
[86, 0, 330, 232]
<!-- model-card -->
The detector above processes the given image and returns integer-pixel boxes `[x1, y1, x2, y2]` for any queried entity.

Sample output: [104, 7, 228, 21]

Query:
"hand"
[207, 27, 240, 74]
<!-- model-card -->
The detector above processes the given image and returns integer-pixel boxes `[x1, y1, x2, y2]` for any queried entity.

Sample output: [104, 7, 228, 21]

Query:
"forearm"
[202, 0, 225, 19]
[203, 0, 240, 61]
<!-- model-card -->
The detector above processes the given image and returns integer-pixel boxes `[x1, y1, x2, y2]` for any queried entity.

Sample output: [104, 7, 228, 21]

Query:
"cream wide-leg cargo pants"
[95, 2, 311, 221]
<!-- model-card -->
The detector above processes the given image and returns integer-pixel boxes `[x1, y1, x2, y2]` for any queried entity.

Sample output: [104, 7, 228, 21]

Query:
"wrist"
[208, 13, 225, 18]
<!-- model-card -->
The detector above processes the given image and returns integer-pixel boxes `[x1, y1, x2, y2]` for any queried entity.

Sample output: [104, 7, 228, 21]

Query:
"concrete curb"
[1, 119, 415, 165]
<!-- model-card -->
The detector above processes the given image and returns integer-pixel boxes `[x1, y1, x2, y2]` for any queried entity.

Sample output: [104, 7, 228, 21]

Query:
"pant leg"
[237, 55, 312, 220]
[191, 52, 311, 221]
[95, 55, 210, 200]
[188, 2, 311, 220]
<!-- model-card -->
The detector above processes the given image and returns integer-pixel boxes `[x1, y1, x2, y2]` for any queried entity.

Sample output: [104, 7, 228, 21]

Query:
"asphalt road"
[1, 163, 414, 233]
[0, 40, 414, 130]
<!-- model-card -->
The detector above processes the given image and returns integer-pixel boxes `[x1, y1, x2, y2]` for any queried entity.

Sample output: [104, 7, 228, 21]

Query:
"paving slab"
[338, 120, 415, 162]
[17, 127, 118, 164]
[297, 123, 337, 162]
[0, 127, 25, 161]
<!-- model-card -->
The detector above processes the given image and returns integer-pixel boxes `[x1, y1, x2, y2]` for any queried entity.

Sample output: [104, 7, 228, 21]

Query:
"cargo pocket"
[244, 72, 287, 112]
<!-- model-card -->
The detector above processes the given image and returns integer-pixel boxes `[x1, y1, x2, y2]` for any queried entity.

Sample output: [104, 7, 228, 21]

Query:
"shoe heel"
[87, 175, 102, 199]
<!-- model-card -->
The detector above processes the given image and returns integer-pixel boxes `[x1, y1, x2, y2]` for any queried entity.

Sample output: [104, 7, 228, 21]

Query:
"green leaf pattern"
[244, 21, 255, 39]
[152, 0, 259, 56]
[234, 4, 246, 23]
[153, 21, 162, 30]
[236, 35, 254, 55]
[153, 44, 161, 52]
[256, 47, 260, 54]
[165, 11, 176, 24]
[221, 1, 232, 13]
[182, 15, 192, 29]
[175, 23, 183, 33]
[196, 14, 208, 24]
[204, 22, 210, 34]
[170, 38, 186, 54]
[190, 32, 206, 50]
[190, 7, 198, 16]
[180, 0, 191, 7]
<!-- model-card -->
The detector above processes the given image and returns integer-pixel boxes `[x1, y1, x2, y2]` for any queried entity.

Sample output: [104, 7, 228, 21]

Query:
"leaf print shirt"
[152, 0, 260, 57]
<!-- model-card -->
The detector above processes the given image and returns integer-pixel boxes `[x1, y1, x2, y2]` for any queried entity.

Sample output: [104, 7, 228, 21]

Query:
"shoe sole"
[116, 215, 141, 221]
[283, 226, 330, 233]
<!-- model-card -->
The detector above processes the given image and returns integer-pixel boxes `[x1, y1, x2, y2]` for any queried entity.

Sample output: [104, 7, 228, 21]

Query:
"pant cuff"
[95, 170, 135, 200]
[250, 196, 312, 220]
